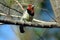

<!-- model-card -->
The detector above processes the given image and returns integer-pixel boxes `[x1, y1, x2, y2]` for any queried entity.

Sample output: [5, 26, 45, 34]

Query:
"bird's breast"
[21, 10, 33, 21]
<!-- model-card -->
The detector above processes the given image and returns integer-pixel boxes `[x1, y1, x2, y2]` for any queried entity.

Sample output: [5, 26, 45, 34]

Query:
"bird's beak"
[32, 5, 34, 8]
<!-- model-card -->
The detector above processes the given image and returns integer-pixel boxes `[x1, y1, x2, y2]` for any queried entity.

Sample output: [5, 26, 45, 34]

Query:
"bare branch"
[0, 13, 59, 28]
[50, 0, 60, 25]
[0, 13, 58, 23]
[14, 0, 24, 11]
[0, 2, 23, 14]
[0, 19, 59, 28]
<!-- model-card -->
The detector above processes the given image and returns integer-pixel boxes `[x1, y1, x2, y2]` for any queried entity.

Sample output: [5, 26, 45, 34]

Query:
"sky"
[0, 25, 19, 40]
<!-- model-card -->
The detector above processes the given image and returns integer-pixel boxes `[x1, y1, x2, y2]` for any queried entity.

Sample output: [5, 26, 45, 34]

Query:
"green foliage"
[34, 28, 46, 36]
[38, 1, 45, 8]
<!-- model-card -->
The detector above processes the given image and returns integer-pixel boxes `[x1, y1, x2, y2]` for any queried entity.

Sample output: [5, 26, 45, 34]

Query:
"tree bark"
[0, 19, 59, 28]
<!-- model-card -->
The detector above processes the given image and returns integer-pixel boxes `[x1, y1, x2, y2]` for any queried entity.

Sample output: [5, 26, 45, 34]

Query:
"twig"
[0, 2, 23, 14]
[14, 0, 24, 11]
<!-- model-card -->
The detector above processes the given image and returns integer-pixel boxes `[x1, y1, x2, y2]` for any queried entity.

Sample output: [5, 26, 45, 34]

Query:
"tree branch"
[14, 0, 24, 11]
[0, 13, 59, 28]
[0, 2, 23, 14]
[0, 19, 59, 28]
[0, 13, 58, 24]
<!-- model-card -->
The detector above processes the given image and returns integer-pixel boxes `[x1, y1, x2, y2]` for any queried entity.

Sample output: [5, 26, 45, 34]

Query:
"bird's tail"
[19, 25, 25, 33]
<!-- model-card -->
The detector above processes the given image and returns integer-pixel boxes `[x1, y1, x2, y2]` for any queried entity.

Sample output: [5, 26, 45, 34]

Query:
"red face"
[27, 4, 32, 10]
[27, 4, 34, 14]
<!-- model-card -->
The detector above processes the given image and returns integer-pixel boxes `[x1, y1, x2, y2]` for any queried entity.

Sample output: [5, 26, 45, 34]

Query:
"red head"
[27, 4, 34, 16]
[27, 4, 34, 11]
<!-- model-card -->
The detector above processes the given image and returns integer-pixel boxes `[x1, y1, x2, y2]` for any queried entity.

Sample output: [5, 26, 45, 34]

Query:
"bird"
[19, 4, 34, 33]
